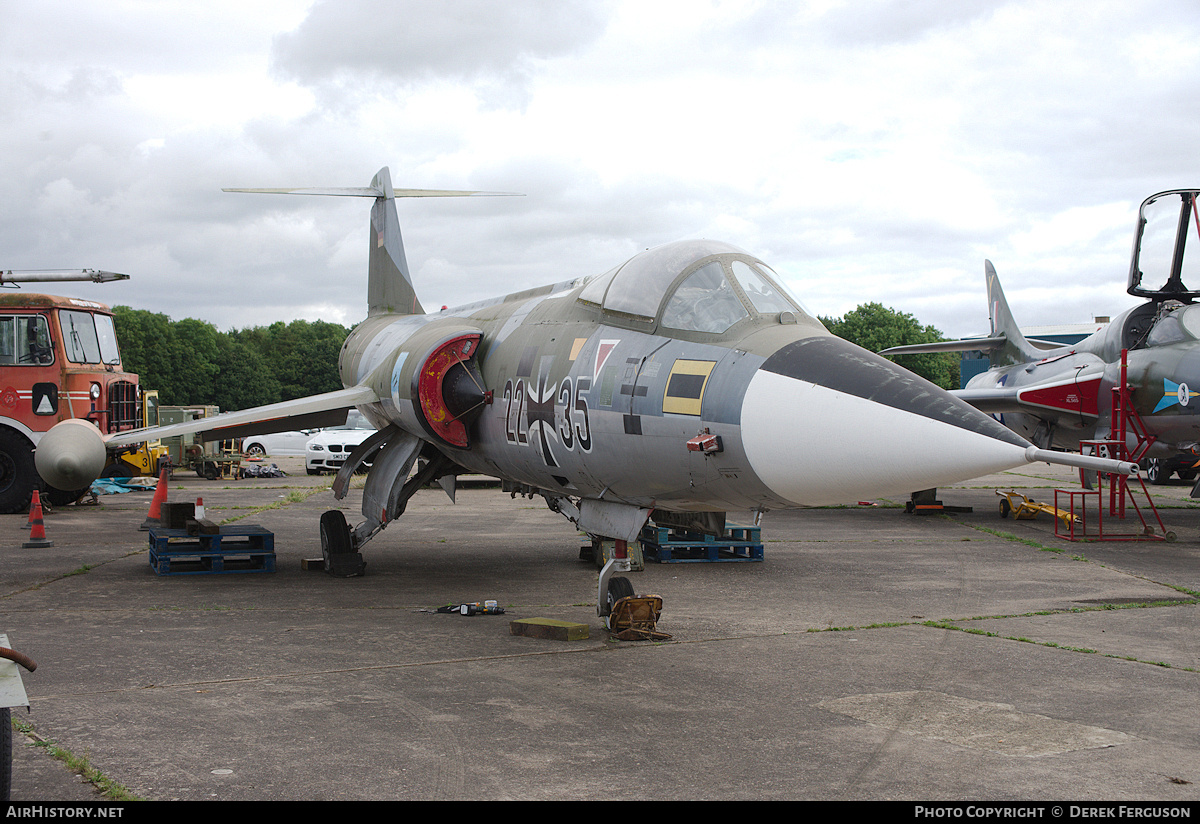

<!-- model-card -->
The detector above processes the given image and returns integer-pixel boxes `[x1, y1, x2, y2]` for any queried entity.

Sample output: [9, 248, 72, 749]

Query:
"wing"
[880, 336, 1064, 357]
[104, 386, 380, 447]
[953, 372, 1104, 419]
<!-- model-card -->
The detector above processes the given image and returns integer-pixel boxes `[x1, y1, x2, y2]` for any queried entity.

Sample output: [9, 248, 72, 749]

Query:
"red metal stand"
[1060, 349, 1172, 541]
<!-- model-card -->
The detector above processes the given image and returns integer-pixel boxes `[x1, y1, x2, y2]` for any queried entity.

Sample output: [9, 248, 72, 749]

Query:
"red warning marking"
[1018, 375, 1101, 416]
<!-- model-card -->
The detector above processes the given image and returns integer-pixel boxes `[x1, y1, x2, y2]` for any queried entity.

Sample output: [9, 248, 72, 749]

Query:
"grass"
[10, 717, 143, 801]
[804, 600, 1198, 672]
[219, 485, 328, 524]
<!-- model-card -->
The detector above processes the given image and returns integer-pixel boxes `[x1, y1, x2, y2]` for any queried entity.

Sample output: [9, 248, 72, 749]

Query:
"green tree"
[820, 302, 960, 390]
[112, 306, 185, 404]
[112, 307, 349, 411]
[212, 337, 281, 411]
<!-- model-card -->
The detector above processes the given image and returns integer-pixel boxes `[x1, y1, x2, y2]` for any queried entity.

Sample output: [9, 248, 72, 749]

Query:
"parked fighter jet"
[34, 168, 1133, 615]
[884, 189, 1200, 489]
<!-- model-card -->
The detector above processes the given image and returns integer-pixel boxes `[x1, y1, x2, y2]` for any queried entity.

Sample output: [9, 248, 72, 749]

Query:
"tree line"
[111, 301, 957, 412]
[112, 307, 348, 410]
[818, 302, 960, 390]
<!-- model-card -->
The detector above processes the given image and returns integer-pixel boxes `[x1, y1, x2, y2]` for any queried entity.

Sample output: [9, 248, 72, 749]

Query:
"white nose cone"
[35, 419, 107, 492]
[741, 369, 1031, 506]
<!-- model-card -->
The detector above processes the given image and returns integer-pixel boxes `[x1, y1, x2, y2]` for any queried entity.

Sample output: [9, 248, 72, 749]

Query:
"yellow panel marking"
[663, 359, 716, 416]
[569, 337, 587, 361]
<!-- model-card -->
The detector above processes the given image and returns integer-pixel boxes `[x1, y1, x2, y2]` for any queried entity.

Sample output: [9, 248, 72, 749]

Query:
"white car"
[241, 429, 319, 457]
[305, 411, 376, 475]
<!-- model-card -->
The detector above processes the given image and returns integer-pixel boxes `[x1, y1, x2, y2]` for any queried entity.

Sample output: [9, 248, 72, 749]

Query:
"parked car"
[305, 411, 376, 475]
[1142, 453, 1200, 485]
[241, 429, 321, 458]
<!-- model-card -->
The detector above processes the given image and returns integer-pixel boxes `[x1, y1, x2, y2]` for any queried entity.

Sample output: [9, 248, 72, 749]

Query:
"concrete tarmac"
[2, 458, 1199, 801]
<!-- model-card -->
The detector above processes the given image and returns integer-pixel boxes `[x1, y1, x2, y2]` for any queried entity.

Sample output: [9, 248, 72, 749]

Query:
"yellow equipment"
[996, 489, 1079, 529]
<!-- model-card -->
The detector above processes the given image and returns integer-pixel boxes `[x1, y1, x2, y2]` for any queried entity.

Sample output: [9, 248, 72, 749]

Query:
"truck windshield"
[61, 310, 121, 366]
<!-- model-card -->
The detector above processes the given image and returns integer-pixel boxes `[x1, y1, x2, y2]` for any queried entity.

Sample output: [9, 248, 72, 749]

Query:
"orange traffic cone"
[140, 466, 169, 531]
[22, 490, 53, 548]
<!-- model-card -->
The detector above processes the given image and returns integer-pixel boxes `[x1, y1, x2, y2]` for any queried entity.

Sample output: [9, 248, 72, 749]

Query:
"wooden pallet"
[639, 524, 763, 563]
[148, 525, 276, 575]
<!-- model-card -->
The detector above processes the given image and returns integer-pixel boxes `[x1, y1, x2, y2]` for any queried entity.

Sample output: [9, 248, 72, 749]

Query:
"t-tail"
[984, 260, 1043, 367]
[223, 166, 520, 318]
[366, 167, 421, 316]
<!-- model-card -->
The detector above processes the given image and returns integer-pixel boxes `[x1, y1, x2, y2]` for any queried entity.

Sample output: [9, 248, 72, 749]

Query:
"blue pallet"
[148, 525, 276, 575]
[639, 524, 763, 563]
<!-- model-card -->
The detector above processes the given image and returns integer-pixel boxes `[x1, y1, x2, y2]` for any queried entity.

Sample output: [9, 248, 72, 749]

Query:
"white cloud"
[0, 0, 1197, 342]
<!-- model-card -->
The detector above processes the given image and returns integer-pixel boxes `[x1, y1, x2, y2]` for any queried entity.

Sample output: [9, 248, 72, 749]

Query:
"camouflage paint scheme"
[37, 169, 1130, 584]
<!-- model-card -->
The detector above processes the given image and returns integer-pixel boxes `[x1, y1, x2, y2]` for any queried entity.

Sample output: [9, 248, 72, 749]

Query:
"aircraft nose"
[739, 337, 1034, 506]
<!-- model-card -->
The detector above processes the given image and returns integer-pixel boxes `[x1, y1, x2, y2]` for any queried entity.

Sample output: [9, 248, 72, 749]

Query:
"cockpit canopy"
[578, 239, 810, 333]
[1129, 189, 1200, 300]
[1143, 301, 1200, 348]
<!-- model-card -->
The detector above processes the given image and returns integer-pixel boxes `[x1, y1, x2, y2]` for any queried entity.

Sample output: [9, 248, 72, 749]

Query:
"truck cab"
[0, 294, 140, 511]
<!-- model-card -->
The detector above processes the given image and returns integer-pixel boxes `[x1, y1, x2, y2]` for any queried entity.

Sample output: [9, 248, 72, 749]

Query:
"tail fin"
[985, 260, 1043, 366]
[224, 167, 520, 318]
[367, 167, 421, 315]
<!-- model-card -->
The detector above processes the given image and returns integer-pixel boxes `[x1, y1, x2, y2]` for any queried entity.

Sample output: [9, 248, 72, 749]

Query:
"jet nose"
[740, 337, 1033, 506]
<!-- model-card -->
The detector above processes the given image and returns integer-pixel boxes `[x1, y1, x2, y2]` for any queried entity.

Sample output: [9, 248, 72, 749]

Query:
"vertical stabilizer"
[367, 167, 423, 316]
[985, 260, 1043, 366]
[224, 168, 519, 319]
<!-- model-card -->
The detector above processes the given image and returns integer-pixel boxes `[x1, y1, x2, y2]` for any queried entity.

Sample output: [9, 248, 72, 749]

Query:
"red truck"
[0, 270, 141, 512]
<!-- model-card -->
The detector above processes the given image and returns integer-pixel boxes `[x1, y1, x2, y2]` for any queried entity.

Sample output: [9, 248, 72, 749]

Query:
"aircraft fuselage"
[341, 245, 1037, 519]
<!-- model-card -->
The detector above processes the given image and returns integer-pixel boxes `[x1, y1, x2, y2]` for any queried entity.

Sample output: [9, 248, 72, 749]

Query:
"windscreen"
[60, 310, 118, 365]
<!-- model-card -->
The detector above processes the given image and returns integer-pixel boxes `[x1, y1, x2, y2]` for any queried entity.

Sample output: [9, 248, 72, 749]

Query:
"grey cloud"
[271, 0, 609, 101]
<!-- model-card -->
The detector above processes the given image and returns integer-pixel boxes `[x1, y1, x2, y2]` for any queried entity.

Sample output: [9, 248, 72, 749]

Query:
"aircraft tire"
[320, 509, 353, 556]
[606, 576, 636, 613]
[0, 429, 36, 515]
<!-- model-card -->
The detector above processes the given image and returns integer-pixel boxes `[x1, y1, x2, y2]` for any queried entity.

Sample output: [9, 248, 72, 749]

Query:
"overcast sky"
[2, 0, 1198, 340]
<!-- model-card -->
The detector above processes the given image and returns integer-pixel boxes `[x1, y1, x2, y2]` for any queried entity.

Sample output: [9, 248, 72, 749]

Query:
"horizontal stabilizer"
[222, 187, 521, 199]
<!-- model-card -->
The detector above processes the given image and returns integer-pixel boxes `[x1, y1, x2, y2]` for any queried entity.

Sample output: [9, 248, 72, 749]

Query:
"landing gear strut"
[597, 538, 635, 627]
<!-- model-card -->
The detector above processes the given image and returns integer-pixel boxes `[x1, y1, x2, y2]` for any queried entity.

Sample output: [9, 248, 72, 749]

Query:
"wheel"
[44, 486, 85, 507]
[1180, 471, 1197, 482]
[999, 498, 1011, 518]
[0, 429, 36, 515]
[101, 463, 133, 479]
[606, 576, 636, 614]
[320, 509, 353, 556]
[244, 443, 266, 457]
[1147, 458, 1168, 485]
[203, 461, 218, 481]
[1, 706, 9, 802]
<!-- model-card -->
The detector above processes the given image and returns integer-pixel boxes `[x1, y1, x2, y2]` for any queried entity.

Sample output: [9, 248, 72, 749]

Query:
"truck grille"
[108, 380, 138, 432]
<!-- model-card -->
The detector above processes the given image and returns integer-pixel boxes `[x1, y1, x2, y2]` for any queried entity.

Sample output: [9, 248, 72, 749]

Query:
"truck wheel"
[0, 429, 36, 515]
[44, 486, 85, 507]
